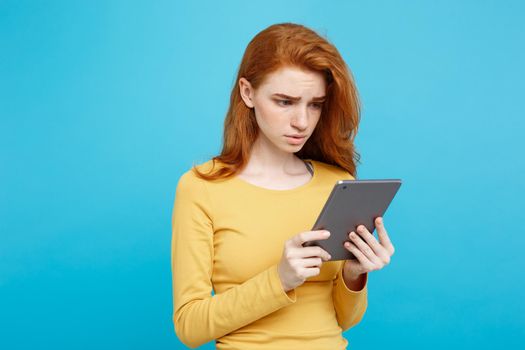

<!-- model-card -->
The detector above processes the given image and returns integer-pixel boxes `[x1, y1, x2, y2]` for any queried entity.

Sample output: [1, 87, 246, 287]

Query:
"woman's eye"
[311, 103, 323, 110]
[277, 99, 292, 106]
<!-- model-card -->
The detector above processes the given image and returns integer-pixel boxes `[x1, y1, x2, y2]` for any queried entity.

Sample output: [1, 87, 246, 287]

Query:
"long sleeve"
[171, 172, 297, 348]
[332, 263, 368, 332]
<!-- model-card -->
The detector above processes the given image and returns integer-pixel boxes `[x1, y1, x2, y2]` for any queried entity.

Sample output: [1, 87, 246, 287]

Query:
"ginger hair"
[193, 22, 361, 180]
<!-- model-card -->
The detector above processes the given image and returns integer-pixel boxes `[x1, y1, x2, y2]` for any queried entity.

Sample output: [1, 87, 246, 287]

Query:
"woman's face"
[239, 65, 326, 154]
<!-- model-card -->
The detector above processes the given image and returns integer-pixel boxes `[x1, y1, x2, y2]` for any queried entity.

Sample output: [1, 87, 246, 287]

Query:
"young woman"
[171, 23, 395, 350]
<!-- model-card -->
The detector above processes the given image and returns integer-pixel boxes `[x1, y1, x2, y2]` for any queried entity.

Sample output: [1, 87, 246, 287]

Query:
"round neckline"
[231, 159, 318, 194]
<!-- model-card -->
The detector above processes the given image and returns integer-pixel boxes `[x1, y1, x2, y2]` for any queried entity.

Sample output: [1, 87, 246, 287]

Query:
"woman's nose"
[291, 106, 309, 129]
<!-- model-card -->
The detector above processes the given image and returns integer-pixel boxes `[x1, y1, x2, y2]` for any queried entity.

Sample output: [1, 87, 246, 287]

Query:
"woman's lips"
[285, 135, 306, 145]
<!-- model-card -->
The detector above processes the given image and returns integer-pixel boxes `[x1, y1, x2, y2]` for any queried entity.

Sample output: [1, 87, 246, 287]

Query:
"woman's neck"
[243, 138, 306, 177]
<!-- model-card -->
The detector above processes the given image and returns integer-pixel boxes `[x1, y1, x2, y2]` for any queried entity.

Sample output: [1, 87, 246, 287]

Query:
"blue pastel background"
[1, 0, 524, 349]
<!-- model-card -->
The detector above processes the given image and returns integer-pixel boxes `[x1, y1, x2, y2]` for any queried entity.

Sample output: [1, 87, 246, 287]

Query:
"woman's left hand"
[342, 217, 395, 283]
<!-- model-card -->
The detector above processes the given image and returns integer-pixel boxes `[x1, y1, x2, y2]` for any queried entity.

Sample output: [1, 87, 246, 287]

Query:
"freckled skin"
[239, 65, 326, 159]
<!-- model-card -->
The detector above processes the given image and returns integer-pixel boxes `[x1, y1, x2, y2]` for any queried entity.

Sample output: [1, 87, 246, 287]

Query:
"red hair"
[193, 22, 361, 180]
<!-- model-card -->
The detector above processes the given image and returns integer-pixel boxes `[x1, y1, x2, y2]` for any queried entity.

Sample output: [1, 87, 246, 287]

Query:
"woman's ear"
[238, 77, 255, 108]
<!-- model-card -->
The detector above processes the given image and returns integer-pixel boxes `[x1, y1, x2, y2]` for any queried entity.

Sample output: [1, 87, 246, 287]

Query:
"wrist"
[344, 270, 362, 283]
[343, 260, 362, 280]
[277, 264, 291, 292]
[342, 263, 366, 291]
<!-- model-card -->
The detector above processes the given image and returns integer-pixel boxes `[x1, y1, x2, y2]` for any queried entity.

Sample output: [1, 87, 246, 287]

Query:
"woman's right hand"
[277, 230, 332, 292]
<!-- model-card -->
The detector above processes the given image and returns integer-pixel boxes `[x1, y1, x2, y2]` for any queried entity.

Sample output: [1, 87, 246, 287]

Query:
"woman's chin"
[282, 143, 304, 153]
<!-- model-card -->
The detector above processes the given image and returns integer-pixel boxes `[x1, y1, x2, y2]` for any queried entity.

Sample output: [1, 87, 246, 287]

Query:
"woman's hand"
[277, 230, 332, 292]
[342, 217, 395, 287]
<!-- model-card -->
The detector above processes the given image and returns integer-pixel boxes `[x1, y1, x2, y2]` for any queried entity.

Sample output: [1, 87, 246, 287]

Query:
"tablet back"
[304, 179, 402, 261]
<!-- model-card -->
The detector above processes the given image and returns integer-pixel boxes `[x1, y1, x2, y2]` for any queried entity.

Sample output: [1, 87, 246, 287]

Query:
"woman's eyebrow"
[272, 93, 326, 102]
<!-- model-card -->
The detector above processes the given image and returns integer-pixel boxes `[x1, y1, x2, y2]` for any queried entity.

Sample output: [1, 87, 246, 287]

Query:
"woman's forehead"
[258, 66, 326, 95]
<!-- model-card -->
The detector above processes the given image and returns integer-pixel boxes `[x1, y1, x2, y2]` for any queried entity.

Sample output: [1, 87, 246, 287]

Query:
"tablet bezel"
[303, 179, 402, 261]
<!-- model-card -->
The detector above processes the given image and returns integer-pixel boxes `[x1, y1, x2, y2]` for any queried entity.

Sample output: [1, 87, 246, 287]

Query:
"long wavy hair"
[193, 22, 361, 180]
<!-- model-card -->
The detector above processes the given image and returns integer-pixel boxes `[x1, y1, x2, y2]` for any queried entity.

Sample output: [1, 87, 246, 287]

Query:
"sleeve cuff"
[268, 264, 297, 303]
[338, 265, 368, 294]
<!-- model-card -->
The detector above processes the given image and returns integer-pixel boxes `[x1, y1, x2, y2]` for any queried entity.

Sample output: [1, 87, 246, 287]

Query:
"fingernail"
[324, 231, 330, 236]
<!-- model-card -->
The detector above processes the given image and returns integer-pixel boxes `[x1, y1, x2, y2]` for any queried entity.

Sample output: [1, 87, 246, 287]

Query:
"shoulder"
[176, 159, 216, 193]
[176, 158, 231, 190]
[173, 161, 217, 221]
[311, 159, 355, 181]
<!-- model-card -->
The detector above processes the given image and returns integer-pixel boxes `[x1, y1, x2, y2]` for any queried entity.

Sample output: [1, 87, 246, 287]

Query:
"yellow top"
[171, 159, 368, 349]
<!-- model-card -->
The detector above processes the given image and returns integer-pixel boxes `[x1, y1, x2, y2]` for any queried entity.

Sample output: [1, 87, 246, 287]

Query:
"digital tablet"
[303, 179, 402, 261]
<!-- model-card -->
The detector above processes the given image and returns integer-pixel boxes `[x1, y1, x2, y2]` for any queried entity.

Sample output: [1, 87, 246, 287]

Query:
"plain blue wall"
[1, 0, 524, 349]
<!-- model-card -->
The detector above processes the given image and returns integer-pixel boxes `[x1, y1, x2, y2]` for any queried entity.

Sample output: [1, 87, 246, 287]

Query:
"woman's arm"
[171, 172, 297, 348]
[334, 216, 396, 332]
[332, 262, 368, 332]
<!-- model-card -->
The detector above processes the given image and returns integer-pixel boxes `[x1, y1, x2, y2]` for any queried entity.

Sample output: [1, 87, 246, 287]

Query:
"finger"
[302, 266, 321, 278]
[297, 246, 331, 260]
[344, 241, 375, 270]
[348, 231, 383, 266]
[300, 257, 324, 268]
[375, 217, 395, 255]
[294, 230, 330, 246]
[355, 225, 390, 261]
